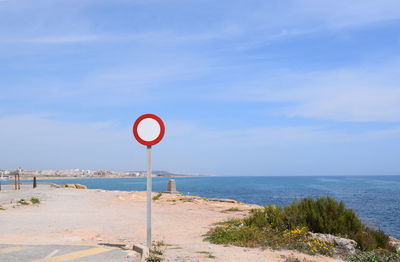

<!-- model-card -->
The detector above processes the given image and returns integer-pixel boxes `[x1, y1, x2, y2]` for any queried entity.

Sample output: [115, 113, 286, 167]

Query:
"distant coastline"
[0, 168, 212, 181]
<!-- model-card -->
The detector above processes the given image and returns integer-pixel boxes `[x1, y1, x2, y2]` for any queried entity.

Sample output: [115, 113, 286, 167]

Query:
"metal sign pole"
[146, 145, 152, 249]
[133, 114, 164, 250]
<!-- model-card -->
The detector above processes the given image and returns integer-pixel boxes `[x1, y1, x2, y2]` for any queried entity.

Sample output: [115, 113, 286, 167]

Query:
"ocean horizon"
[5, 175, 400, 239]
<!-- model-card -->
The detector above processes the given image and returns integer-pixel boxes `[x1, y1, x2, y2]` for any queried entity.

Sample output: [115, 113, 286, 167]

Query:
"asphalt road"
[0, 244, 139, 262]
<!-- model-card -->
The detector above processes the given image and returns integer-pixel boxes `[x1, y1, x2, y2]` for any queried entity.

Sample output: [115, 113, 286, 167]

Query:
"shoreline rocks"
[389, 237, 400, 252]
[51, 184, 88, 189]
[310, 232, 357, 255]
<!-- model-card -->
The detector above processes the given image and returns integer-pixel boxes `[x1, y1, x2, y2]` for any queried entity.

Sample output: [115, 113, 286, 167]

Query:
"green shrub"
[30, 197, 40, 204]
[280, 197, 363, 235]
[205, 221, 264, 247]
[205, 223, 335, 255]
[145, 256, 162, 262]
[222, 208, 241, 212]
[145, 240, 167, 262]
[196, 251, 216, 259]
[244, 205, 285, 230]
[353, 228, 391, 251]
[205, 197, 392, 254]
[152, 193, 162, 201]
[284, 258, 300, 262]
[346, 250, 400, 262]
[253, 197, 389, 251]
[18, 199, 29, 205]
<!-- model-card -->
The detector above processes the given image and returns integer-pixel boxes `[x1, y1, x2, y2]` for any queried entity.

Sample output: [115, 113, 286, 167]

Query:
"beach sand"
[0, 184, 344, 262]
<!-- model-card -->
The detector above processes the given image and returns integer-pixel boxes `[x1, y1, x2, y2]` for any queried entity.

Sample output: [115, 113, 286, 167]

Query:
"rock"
[74, 184, 87, 189]
[310, 232, 357, 255]
[63, 184, 76, 188]
[207, 198, 238, 203]
[389, 237, 400, 252]
[62, 184, 87, 189]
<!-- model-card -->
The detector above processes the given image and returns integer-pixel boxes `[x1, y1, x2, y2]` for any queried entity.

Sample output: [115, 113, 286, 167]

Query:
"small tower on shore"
[164, 179, 179, 194]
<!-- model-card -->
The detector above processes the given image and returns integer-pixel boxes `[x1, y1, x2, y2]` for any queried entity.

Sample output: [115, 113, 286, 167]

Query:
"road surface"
[0, 244, 139, 262]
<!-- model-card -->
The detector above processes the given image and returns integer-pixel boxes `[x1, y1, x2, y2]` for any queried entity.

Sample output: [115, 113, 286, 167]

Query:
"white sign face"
[137, 118, 161, 142]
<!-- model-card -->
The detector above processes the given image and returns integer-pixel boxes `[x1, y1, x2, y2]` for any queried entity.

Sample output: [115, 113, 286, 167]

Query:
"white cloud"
[2, 0, 399, 48]
[288, 0, 400, 28]
[285, 86, 400, 122]
[19, 35, 100, 44]
[0, 46, 220, 106]
[229, 59, 400, 122]
[0, 114, 137, 170]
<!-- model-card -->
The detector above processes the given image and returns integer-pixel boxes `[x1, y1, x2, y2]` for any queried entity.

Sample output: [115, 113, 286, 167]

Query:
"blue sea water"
[5, 176, 400, 239]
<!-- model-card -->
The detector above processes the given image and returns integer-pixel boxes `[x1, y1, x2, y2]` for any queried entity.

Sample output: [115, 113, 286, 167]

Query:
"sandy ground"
[0, 184, 344, 262]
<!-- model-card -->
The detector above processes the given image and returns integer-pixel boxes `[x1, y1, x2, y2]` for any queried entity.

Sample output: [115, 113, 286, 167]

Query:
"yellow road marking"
[0, 246, 32, 254]
[31, 247, 111, 262]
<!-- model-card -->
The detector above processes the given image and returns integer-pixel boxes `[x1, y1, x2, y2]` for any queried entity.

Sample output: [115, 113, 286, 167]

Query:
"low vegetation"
[30, 197, 40, 204]
[145, 241, 167, 262]
[204, 197, 398, 258]
[346, 250, 400, 262]
[284, 258, 300, 262]
[196, 251, 216, 259]
[145, 255, 161, 262]
[152, 193, 162, 201]
[18, 199, 29, 205]
[222, 207, 241, 212]
[178, 197, 195, 202]
[17, 197, 40, 206]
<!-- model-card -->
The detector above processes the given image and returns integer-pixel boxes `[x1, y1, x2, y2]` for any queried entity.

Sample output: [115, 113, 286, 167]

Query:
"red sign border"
[133, 114, 165, 146]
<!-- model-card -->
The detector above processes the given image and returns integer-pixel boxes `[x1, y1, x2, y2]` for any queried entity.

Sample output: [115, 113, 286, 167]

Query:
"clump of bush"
[18, 199, 29, 205]
[222, 208, 241, 212]
[246, 197, 390, 251]
[30, 197, 40, 204]
[145, 241, 167, 262]
[205, 221, 334, 256]
[152, 193, 162, 201]
[346, 250, 400, 262]
[16, 198, 41, 206]
[284, 258, 300, 262]
[196, 251, 216, 259]
[145, 255, 161, 262]
[204, 197, 394, 256]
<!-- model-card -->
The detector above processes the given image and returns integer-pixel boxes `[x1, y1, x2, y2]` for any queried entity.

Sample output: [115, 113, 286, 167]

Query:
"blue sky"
[1, 0, 400, 176]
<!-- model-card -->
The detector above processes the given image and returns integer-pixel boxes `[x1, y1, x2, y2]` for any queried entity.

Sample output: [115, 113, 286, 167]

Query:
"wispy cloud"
[19, 35, 101, 44]
[0, 29, 237, 45]
[2, 0, 399, 47]
[228, 59, 400, 122]
[0, 114, 136, 170]
[288, 0, 400, 28]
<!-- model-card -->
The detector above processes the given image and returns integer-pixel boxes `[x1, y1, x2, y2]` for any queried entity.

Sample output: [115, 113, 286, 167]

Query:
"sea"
[3, 175, 400, 239]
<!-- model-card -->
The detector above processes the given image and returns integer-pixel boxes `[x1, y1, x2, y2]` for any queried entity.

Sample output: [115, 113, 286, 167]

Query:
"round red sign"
[133, 114, 165, 146]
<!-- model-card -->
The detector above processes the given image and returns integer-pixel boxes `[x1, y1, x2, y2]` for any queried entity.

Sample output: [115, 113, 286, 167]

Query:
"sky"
[1, 0, 400, 176]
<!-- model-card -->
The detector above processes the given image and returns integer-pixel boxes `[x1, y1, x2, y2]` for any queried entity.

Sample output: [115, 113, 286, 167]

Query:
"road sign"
[132, 114, 165, 249]
[133, 114, 165, 146]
